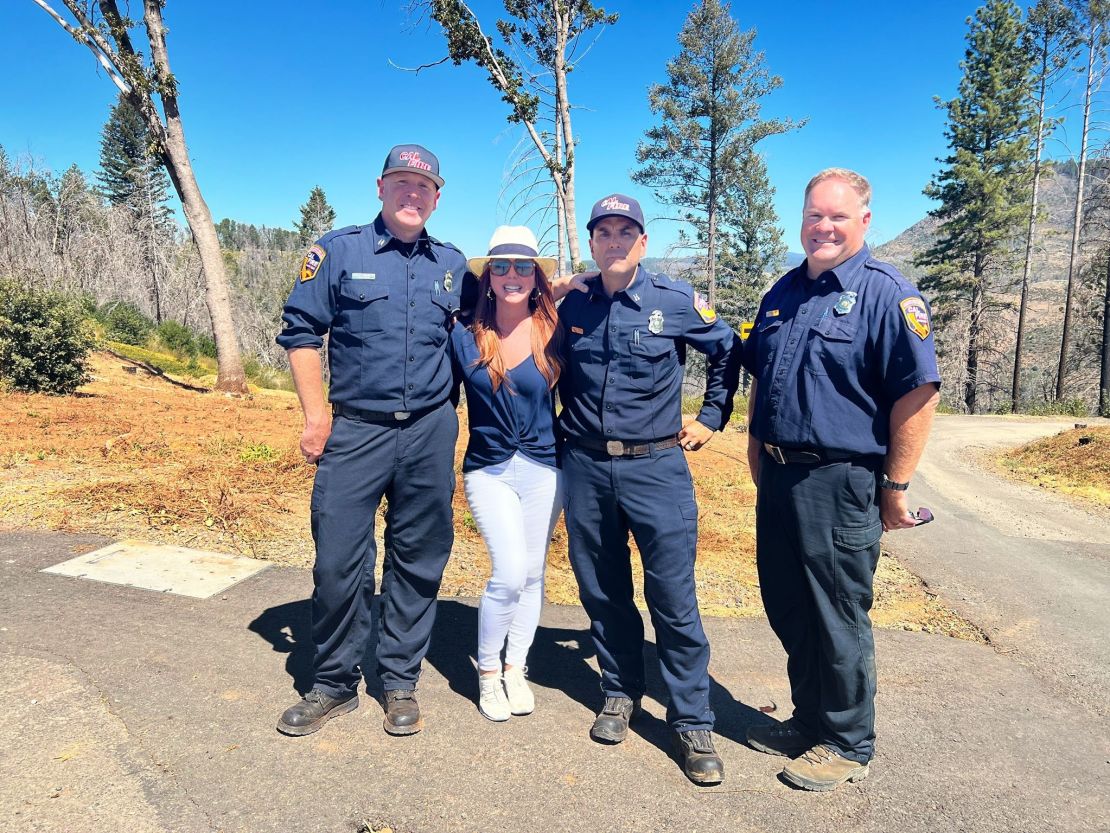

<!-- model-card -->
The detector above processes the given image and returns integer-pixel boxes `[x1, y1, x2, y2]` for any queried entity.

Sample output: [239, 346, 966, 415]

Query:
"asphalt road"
[886, 414, 1110, 717]
[2, 415, 1109, 832]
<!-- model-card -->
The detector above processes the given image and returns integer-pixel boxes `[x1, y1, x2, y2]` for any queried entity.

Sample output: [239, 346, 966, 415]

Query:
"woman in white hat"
[449, 225, 564, 722]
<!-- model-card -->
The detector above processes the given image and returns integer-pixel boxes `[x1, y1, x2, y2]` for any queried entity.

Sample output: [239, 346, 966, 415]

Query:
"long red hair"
[470, 264, 564, 392]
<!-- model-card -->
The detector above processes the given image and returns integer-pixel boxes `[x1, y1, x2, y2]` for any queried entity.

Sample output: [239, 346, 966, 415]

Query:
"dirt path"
[885, 414, 1110, 717]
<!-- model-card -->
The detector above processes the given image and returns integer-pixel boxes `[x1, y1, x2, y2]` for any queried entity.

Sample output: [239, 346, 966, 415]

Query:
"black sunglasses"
[489, 259, 536, 277]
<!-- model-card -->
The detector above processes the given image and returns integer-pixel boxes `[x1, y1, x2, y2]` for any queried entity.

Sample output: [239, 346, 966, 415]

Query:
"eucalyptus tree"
[408, 0, 617, 272]
[1013, 0, 1077, 411]
[34, 0, 247, 392]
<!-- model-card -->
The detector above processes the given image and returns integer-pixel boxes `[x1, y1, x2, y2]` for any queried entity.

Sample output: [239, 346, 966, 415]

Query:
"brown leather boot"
[382, 689, 423, 735]
[276, 689, 358, 736]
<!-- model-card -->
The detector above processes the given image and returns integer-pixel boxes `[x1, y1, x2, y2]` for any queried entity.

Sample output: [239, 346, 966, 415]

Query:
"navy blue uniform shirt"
[742, 245, 941, 457]
[558, 267, 740, 442]
[449, 323, 558, 473]
[276, 215, 468, 411]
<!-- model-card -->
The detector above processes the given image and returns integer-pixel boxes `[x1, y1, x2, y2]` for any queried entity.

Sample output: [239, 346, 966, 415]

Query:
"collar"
[589, 266, 646, 308]
[798, 245, 870, 293]
[371, 214, 436, 257]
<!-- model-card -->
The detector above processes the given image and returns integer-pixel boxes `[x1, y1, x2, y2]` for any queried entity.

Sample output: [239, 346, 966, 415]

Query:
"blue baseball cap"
[587, 193, 645, 233]
[381, 143, 444, 189]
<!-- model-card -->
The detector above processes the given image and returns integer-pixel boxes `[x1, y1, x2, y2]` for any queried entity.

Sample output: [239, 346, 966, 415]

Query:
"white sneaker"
[502, 666, 534, 715]
[478, 673, 510, 722]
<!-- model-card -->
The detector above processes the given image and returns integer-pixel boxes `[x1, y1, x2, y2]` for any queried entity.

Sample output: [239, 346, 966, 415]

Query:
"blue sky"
[0, 0, 1062, 260]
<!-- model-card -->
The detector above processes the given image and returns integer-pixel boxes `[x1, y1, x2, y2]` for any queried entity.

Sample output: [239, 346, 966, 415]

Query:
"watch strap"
[881, 474, 910, 491]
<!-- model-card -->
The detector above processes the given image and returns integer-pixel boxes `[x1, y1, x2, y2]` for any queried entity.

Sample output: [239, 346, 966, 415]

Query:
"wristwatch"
[881, 474, 910, 491]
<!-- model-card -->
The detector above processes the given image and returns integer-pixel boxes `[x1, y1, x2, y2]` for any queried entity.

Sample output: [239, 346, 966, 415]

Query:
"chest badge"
[648, 309, 664, 334]
[443, 271, 454, 293]
[833, 291, 858, 316]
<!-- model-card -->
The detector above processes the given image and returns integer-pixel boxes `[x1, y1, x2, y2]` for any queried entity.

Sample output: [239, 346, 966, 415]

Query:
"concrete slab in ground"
[41, 539, 270, 599]
[2, 531, 1107, 833]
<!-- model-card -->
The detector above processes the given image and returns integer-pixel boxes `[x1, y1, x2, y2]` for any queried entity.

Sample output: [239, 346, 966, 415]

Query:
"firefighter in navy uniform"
[557, 194, 740, 784]
[274, 144, 467, 737]
[742, 169, 940, 791]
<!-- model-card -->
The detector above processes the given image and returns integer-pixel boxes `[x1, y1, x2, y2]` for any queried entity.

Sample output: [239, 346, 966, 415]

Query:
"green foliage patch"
[0, 279, 95, 395]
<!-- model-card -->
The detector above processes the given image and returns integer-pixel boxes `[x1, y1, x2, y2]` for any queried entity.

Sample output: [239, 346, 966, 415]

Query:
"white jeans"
[464, 452, 563, 671]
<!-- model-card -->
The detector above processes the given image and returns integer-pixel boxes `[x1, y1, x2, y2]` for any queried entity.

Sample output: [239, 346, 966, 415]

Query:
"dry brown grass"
[996, 426, 1110, 508]
[0, 352, 980, 639]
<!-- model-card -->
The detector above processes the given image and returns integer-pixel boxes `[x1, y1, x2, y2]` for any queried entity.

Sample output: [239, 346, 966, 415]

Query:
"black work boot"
[672, 729, 725, 784]
[276, 689, 358, 736]
[589, 696, 641, 744]
[382, 689, 423, 735]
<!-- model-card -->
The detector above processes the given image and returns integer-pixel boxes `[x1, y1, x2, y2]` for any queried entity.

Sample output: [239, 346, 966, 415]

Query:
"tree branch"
[388, 55, 451, 73]
[35, 0, 130, 94]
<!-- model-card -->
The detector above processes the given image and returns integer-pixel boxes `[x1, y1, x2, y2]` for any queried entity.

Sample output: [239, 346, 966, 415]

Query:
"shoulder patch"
[899, 297, 931, 340]
[300, 245, 326, 283]
[694, 292, 717, 324]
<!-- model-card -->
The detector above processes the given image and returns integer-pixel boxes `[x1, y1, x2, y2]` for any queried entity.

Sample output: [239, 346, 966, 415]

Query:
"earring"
[530, 288, 540, 301]
[486, 287, 494, 300]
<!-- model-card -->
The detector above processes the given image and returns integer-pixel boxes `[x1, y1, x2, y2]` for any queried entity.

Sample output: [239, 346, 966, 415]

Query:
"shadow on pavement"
[246, 599, 314, 695]
[248, 595, 773, 752]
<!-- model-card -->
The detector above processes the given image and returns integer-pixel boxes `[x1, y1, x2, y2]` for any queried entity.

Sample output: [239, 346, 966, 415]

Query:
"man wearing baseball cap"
[275, 143, 466, 737]
[557, 192, 741, 783]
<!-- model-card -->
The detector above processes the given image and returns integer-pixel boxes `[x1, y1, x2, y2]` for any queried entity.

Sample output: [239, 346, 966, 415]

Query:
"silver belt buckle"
[606, 440, 625, 456]
[765, 443, 786, 464]
[393, 411, 411, 421]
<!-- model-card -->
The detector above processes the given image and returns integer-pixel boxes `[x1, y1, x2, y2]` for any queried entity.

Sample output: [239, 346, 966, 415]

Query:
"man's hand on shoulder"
[552, 271, 595, 301]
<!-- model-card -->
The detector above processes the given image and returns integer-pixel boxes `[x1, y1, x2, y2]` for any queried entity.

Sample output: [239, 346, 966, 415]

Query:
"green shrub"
[1028, 397, 1089, 417]
[196, 334, 217, 358]
[102, 301, 152, 346]
[156, 320, 198, 358]
[0, 279, 95, 395]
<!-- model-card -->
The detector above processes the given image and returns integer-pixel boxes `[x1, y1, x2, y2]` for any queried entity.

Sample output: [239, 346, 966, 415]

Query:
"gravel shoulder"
[883, 414, 1110, 717]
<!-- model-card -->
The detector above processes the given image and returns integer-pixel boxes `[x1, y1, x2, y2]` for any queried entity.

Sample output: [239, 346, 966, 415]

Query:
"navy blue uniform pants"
[756, 451, 883, 763]
[309, 401, 458, 698]
[563, 443, 713, 731]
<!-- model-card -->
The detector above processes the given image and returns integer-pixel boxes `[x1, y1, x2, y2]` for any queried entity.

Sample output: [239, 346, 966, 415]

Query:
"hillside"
[872, 163, 1101, 411]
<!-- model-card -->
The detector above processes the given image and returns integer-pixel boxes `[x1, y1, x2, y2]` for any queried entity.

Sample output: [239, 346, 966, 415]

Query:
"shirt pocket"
[806, 315, 858, 377]
[337, 279, 390, 335]
[754, 318, 783, 370]
[626, 337, 674, 392]
[424, 289, 459, 347]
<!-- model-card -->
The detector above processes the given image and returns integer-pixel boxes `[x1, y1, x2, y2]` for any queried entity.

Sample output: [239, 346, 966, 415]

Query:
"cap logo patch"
[399, 150, 433, 172]
[900, 297, 931, 340]
[694, 292, 717, 323]
[601, 196, 630, 211]
[300, 245, 326, 282]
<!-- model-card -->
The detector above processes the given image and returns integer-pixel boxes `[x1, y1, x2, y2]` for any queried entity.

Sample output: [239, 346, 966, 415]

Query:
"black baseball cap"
[587, 193, 645, 233]
[380, 143, 444, 189]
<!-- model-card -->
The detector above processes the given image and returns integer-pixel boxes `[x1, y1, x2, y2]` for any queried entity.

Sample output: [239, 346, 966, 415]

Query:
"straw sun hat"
[466, 226, 558, 279]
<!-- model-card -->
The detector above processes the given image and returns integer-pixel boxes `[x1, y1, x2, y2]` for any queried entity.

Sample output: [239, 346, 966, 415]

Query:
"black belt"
[332, 403, 438, 423]
[572, 434, 680, 458]
[763, 442, 856, 465]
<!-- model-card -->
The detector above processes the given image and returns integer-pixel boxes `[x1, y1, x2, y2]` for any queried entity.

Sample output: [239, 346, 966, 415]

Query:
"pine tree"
[98, 95, 174, 322]
[295, 186, 336, 246]
[97, 96, 172, 231]
[915, 0, 1036, 414]
[631, 0, 798, 308]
